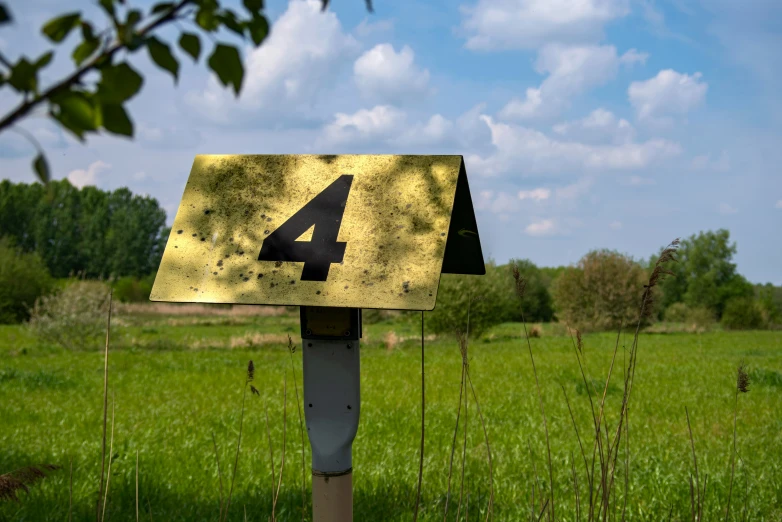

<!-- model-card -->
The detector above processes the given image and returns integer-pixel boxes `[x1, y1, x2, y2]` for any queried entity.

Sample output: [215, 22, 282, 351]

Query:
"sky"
[1, 0, 780, 284]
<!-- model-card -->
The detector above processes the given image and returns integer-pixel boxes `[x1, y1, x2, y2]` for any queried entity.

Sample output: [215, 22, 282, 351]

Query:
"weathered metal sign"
[150, 154, 484, 310]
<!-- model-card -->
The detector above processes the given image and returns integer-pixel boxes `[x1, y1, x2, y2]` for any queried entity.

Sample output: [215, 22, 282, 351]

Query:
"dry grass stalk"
[0, 464, 60, 502]
[222, 360, 253, 522]
[96, 289, 113, 521]
[101, 397, 116, 522]
[287, 335, 307, 522]
[726, 363, 750, 522]
[384, 330, 399, 351]
[412, 312, 426, 522]
[443, 345, 466, 522]
[272, 377, 288, 520]
[685, 406, 703, 521]
[466, 370, 494, 521]
[212, 432, 225, 519]
[512, 264, 555, 521]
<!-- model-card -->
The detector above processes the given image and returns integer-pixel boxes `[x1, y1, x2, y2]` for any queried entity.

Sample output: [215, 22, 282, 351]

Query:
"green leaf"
[218, 10, 245, 37]
[42, 12, 81, 43]
[101, 104, 133, 136]
[52, 91, 98, 138]
[97, 62, 143, 103]
[0, 3, 11, 25]
[33, 154, 50, 184]
[8, 59, 37, 92]
[178, 32, 201, 62]
[208, 43, 243, 96]
[150, 2, 174, 14]
[146, 37, 179, 83]
[242, 0, 263, 13]
[73, 39, 99, 66]
[80, 21, 95, 41]
[195, 8, 219, 31]
[34, 51, 54, 69]
[126, 8, 142, 28]
[98, 0, 116, 20]
[246, 15, 269, 46]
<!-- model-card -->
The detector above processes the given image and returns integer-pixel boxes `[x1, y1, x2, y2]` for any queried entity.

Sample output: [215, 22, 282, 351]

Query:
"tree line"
[0, 179, 168, 279]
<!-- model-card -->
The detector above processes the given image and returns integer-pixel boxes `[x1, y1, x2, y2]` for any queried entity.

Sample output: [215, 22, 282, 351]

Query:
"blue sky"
[1, 0, 780, 283]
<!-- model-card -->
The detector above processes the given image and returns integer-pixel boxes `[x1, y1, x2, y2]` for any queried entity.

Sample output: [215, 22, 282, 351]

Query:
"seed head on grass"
[737, 364, 750, 393]
[247, 360, 255, 383]
[0, 464, 60, 502]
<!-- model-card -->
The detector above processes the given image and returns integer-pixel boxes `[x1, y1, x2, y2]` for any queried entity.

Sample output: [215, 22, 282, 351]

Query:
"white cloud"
[460, 0, 630, 50]
[690, 151, 730, 172]
[609, 220, 623, 229]
[133, 171, 147, 181]
[623, 175, 655, 186]
[476, 190, 521, 214]
[499, 46, 645, 120]
[467, 115, 681, 177]
[719, 203, 738, 215]
[518, 187, 551, 201]
[555, 176, 594, 200]
[353, 44, 431, 103]
[553, 108, 635, 144]
[628, 69, 708, 122]
[525, 218, 559, 236]
[619, 48, 649, 66]
[776, 200, 782, 209]
[187, 0, 360, 124]
[67, 160, 111, 188]
[354, 18, 394, 38]
[318, 105, 407, 146]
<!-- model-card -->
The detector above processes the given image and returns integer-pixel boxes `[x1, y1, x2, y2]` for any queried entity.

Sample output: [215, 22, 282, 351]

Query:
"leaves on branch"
[179, 32, 201, 62]
[97, 62, 144, 104]
[42, 12, 81, 43]
[242, 0, 263, 13]
[8, 59, 37, 93]
[33, 154, 50, 184]
[218, 9, 245, 37]
[0, 3, 11, 25]
[208, 43, 243, 96]
[195, 8, 220, 31]
[146, 36, 179, 84]
[150, 2, 175, 15]
[73, 38, 100, 66]
[246, 15, 269, 46]
[101, 104, 133, 136]
[51, 90, 99, 140]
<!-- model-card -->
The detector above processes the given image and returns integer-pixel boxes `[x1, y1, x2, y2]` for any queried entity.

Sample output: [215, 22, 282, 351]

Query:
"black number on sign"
[258, 175, 353, 281]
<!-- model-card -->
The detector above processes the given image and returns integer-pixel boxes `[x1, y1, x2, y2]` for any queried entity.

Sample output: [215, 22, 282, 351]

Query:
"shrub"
[685, 306, 717, 333]
[551, 249, 648, 332]
[28, 280, 112, 350]
[0, 237, 53, 324]
[112, 274, 154, 303]
[721, 297, 766, 330]
[664, 302, 689, 323]
[426, 262, 518, 339]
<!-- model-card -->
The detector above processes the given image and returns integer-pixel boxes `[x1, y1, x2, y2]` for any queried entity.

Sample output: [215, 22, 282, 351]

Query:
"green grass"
[1, 311, 781, 521]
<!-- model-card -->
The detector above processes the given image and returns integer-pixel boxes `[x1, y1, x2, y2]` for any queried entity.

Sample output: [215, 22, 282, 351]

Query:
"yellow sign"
[150, 155, 484, 310]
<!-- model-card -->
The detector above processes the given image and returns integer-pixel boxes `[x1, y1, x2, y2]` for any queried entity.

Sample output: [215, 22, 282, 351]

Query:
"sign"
[150, 155, 484, 310]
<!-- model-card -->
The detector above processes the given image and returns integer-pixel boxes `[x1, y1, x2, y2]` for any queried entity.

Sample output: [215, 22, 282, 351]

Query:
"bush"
[0, 237, 53, 324]
[28, 280, 112, 350]
[664, 302, 689, 323]
[112, 274, 154, 302]
[426, 262, 518, 339]
[721, 297, 766, 330]
[551, 249, 648, 332]
[685, 306, 717, 332]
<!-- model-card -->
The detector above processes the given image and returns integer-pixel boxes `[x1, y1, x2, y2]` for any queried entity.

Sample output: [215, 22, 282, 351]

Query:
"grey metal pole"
[302, 315, 361, 522]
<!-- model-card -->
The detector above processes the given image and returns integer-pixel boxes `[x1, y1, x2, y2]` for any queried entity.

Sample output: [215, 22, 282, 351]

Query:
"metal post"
[301, 307, 361, 522]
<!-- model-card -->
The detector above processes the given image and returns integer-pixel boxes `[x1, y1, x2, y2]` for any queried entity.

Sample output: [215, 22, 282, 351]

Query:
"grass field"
[1, 306, 781, 521]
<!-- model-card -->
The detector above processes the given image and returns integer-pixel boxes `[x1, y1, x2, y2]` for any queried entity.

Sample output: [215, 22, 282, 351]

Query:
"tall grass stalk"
[101, 397, 116, 522]
[412, 312, 425, 522]
[212, 432, 225, 519]
[222, 361, 253, 522]
[272, 377, 287, 520]
[725, 364, 750, 521]
[136, 450, 139, 522]
[443, 358, 466, 521]
[513, 266, 555, 521]
[96, 289, 113, 521]
[286, 335, 306, 522]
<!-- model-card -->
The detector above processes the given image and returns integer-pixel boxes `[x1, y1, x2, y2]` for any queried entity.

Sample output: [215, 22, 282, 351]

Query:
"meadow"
[1, 305, 780, 521]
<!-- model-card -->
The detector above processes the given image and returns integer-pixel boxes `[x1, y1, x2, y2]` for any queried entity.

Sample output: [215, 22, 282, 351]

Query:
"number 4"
[258, 175, 354, 281]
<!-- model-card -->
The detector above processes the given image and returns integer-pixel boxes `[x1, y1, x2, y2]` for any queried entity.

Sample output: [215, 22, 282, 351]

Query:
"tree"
[0, 237, 53, 324]
[657, 229, 753, 319]
[0, 0, 371, 182]
[506, 259, 554, 322]
[551, 249, 648, 332]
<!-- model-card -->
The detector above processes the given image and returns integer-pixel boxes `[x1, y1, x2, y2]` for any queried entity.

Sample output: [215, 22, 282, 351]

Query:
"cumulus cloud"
[690, 151, 730, 172]
[518, 188, 551, 201]
[353, 18, 394, 38]
[67, 160, 111, 188]
[553, 108, 635, 144]
[619, 48, 649, 66]
[353, 44, 431, 103]
[499, 46, 645, 120]
[460, 0, 630, 50]
[628, 69, 708, 122]
[719, 203, 738, 215]
[525, 218, 560, 236]
[186, 0, 359, 125]
[466, 115, 681, 177]
[318, 105, 407, 147]
[476, 190, 521, 214]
